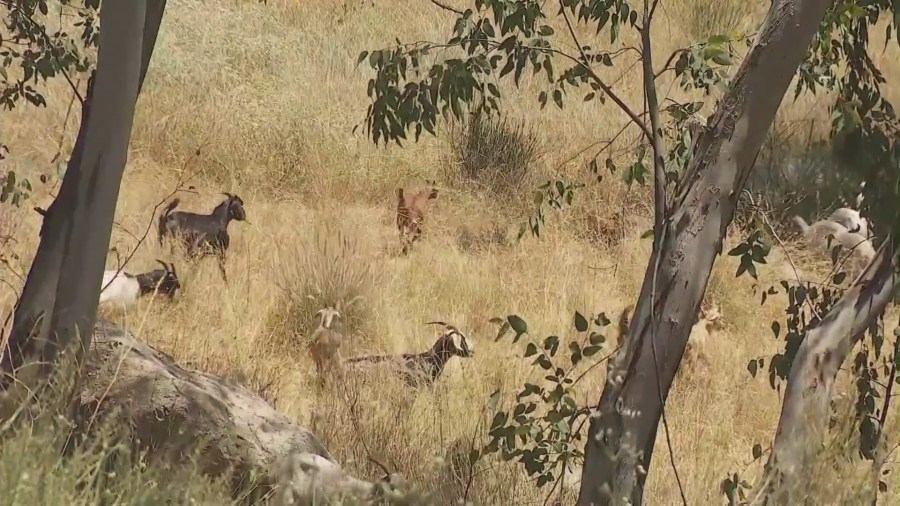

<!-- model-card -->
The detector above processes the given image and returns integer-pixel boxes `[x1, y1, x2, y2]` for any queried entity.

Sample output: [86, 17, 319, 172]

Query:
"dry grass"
[1, 0, 899, 504]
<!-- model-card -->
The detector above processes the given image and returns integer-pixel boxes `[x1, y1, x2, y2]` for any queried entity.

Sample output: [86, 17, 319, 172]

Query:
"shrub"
[268, 219, 377, 353]
[447, 112, 541, 194]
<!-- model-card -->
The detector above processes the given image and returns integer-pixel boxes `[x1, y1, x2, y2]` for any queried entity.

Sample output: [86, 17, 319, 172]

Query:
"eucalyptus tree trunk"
[751, 242, 898, 504]
[577, 0, 836, 503]
[1, 0, 167, 398]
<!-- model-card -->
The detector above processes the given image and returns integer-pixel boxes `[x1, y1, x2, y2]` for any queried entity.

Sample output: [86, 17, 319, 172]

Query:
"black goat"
[157, 193, 247, 282]
[99, 260, 181, 307]
[344, 322, 475, 387]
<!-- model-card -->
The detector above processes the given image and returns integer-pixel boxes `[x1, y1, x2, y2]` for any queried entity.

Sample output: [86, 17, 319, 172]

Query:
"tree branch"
[638, 0, 687, 504]
[428, 0, 463, 15]
[558, 1, 651, 140]
[654, 48, 687, 79]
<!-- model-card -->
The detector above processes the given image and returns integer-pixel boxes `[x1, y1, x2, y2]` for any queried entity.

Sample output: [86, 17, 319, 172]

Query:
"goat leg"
[217, 253, 228, 283]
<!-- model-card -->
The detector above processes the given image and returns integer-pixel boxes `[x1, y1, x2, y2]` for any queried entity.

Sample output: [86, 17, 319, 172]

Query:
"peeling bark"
[577, 1, 836, 504]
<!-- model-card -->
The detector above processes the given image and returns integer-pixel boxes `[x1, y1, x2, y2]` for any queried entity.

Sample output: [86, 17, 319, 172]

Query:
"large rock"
[80, 319, 385, 503]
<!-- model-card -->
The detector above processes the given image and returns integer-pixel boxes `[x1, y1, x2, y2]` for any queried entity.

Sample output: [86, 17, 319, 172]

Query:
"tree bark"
[1, 0, 167, 394]
[752, 240, 898, 504]
[577, 1, 836, 504]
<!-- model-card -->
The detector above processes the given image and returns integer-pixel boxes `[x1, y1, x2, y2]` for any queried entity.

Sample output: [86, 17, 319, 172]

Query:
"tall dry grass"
[1, 0, 899, 504]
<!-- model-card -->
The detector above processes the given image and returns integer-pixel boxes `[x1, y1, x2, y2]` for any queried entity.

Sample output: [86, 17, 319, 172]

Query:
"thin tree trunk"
[752, 240, 898, 504]
[577, 0, 835, 504]
[1, 0, 167, 394]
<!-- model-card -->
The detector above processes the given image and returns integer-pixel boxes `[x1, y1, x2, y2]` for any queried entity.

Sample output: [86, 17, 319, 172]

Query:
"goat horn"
[168, 261, 178, 277]
[425, 321, 452, 328]
[221, 192, 234, 199]
[345, 295, 364, 308]
[155, 259, 168, 271]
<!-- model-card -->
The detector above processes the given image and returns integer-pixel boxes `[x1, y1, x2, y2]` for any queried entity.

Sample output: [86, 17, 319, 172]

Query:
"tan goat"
[309, 307, 345, 385]
[396, 181, 439, 254]
[614, 300, 725, 372]
[681, 300, 725, 372]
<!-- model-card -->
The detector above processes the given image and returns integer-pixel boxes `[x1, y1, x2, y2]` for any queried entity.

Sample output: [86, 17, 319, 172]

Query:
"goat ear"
[450, 332, 463, 351]
[396, 188, 404, 200]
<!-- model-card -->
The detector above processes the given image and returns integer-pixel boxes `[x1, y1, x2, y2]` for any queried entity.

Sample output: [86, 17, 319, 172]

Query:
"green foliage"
[727, 230, 770, 280]
[447, 111, 540, 193]
[672, 34, 748, 95]
[517, 176, 584, 239]
[355, 0, 643, 146]
[484, 310, 610, 493]
[0, 169, 33, 205]
[1, 0, 98, 207]
[0, 0, 96, 109]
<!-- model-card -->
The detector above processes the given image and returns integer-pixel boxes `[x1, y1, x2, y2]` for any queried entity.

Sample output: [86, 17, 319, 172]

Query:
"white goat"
[98, 260, 180, 309]
[828, 207, 872, 239]
[791, 216, 876, 281]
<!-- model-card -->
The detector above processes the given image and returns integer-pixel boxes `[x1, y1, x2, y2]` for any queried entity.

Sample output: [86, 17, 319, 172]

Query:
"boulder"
[80, 319, 383, 502]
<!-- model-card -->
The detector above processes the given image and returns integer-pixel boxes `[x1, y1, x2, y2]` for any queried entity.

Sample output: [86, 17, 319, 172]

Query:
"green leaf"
[583, 345, 602, 357]
[543, 335, 559, 353]
[574, 311, 588, 332]
[747, 359, 758, 378]
[508, 315, 528, 335]
[494, 321, 511, 341]
[356, 51, 369, 67]
[752, 443, 763, 460]
[552, 89, 563, 109]
[538, 25, 554, 36]
[711, 53, 733, 66]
